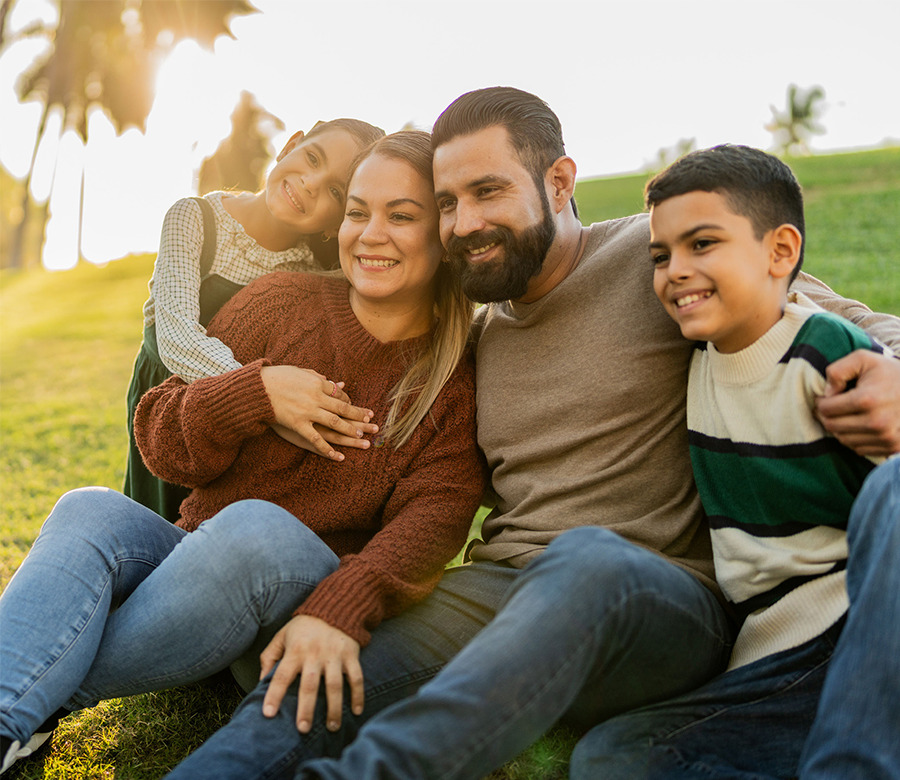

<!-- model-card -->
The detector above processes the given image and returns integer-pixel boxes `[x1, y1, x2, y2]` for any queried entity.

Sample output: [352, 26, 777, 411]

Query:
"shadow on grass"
[6, 673, 243, 780]
[8, 673, 580, 779]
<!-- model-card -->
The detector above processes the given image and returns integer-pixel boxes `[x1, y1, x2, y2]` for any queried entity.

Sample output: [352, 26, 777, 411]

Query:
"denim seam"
[363, 665, 445, 700]
[654, 650, 833, 744]
[7, 552, 163, 726]
[75, 575, 323, 699]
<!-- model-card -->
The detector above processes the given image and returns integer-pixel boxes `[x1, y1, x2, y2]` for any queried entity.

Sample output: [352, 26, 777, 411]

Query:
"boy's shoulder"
[789, 296, 887, 367]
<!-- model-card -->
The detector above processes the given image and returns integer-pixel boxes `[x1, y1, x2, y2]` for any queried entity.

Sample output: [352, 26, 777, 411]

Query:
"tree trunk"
[77, 160, 85, 265]
[9, 102, 50, 269]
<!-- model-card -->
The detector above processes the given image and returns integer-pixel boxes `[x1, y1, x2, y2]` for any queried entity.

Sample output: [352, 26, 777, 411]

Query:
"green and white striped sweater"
[687, 293, 887, 669]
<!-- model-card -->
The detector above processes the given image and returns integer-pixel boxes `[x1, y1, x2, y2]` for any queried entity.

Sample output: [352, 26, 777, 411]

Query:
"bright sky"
[1, 0, 898, 270]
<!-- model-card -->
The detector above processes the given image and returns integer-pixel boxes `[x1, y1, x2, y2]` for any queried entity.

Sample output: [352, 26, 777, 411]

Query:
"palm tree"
[199, 90, 284, 195]
[766, 84, 826, 157]
[2, 0, 256, 268]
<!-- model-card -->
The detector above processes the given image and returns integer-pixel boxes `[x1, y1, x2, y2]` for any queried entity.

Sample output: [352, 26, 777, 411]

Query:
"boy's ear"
[545, 156, 577, 214]
[276, 131, 305, 162]
[768, 224, 802, 280]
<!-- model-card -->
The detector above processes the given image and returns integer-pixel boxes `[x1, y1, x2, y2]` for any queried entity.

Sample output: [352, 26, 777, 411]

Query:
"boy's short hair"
[644, 145, 805, 278]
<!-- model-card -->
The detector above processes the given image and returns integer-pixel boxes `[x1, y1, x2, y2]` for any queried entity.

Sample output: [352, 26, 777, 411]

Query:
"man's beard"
[445, 195, 556, 303]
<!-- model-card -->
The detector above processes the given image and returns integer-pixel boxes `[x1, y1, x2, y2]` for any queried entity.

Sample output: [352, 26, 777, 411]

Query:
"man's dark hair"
[645, 144, 805, 277]
[432, 87, 578, 217]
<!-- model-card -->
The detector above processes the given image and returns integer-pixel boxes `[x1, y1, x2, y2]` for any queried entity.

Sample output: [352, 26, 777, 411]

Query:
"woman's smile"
[356, 254, 399, 269]
[339, 153, 444, 313]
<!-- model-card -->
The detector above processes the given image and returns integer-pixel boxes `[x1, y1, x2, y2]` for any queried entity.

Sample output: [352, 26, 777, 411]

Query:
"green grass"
[2, 147, 898, 778]
[576, 146, 900, 315]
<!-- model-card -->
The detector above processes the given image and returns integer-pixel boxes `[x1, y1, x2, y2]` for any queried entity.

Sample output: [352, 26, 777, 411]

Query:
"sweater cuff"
[194, 358, 275, 441]
[294, 563, 389, 647]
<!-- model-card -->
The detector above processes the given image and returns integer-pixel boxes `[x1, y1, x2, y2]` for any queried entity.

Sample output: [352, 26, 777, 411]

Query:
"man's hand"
[259, 615, 364, 734]
[815, 350, 900, 456]
[261, 366, 378, 461]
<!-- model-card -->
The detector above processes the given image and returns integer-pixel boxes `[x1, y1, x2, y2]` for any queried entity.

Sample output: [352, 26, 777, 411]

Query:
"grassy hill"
[575, 146, 900, 315]
[1, 147, 898, 778]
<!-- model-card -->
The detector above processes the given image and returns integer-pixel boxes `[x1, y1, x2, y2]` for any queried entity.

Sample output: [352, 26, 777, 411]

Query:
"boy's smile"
[649, 190, 797, 353]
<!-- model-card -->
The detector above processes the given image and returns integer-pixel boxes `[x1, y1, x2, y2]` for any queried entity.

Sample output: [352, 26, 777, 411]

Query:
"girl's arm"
[137, 274, 380, 485]
[152, 198, 243, 382]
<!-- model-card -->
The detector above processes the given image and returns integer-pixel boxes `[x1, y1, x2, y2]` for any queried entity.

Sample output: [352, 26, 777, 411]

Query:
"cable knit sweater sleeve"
[296, 353, 486, 646]
[133, 278, 291, 488]
[134, 362, 275, 488]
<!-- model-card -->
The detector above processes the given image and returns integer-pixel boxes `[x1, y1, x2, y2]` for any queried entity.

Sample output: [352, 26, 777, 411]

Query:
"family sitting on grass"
[2, 87, 899, 779]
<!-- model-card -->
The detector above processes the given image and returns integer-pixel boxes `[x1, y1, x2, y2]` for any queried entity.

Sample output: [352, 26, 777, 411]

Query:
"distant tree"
[199, 91, 284, 195]
[766, 84, 826, 156]
[650, 137, 697, 172]
[1, 0, 256, 269]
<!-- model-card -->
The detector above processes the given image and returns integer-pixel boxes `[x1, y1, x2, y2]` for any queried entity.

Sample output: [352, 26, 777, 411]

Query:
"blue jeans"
[167, 526, 733, 780]
[570, 458, 900, 780]
[0, 488, 339, 745]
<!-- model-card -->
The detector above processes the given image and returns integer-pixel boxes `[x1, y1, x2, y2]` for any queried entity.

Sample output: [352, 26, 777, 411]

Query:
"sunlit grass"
[577, 146, 900, 315]
[0, 256, 153, 587]
[1, 147, 898, 778]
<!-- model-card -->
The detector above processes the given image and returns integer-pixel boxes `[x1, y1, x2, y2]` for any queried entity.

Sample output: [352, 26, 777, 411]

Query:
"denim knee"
[190, 500, 336, 582]
[537, 526, 666, 592]
[864, 457, 899, 497]
[853, 459, 899, 526]
[41, 486, 141, 539]
[846, 459, 900, 556]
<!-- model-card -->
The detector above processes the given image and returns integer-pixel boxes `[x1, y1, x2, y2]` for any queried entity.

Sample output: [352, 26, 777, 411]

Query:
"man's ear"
[546, 156, 577, 215]
[769, 224, 802, 279]
[276, 131, 305, 162]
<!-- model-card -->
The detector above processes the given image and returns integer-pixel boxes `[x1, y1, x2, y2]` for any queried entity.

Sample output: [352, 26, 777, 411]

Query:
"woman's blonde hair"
[344, 130, 474, 448]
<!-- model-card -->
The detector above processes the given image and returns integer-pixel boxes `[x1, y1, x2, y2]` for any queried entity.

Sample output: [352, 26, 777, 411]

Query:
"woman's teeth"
[358, 257, 398, 268]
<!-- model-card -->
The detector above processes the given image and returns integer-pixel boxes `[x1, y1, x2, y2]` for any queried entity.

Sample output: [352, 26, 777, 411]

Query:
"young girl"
[0, 131, 484, 774]
[124, 118, 384, 521]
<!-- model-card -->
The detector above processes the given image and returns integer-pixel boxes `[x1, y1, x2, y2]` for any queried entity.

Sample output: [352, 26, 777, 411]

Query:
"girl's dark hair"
[306, 117, 385, 150]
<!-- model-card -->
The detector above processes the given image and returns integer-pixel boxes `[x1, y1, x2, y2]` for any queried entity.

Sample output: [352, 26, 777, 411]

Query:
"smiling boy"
[574, 145, 899, 778]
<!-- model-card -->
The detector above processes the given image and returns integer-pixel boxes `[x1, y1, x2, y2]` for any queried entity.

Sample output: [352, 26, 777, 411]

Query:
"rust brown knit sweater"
[135, 272, 485, 645]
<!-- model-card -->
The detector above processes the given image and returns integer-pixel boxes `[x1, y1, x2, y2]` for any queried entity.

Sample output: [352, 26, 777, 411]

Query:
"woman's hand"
[259, 615, 364, 733]
[261, 366, 378, 461]
[272, 421, 378, 459]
